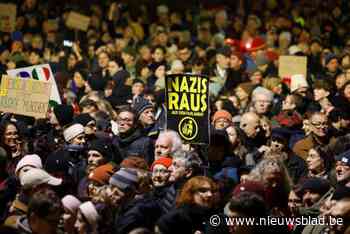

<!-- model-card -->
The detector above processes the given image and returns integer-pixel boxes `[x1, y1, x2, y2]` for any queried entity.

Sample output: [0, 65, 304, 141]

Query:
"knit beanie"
[132, 97, 154, 119]
[151, 157, 173, 171]
[212, 110, 233, 124]
[61, 195, 81, 214]
[79, 202, 99, 228]
[301, 178, 331, 196]
[74, 113, 95, 127]
[324, 53, 337, 66]
[63, 124, 84, 142]
[53, 104, 74, 127]
[290, 74, 309, 93]
[89, 163, 115, 185]
[120, 156, 149, 171]
[15, 154, 43, 176]
[88, 139, 114, 162]
[109, 168, 139, 192]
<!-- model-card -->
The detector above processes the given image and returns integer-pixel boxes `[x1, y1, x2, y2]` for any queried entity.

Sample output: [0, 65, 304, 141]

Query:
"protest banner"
[7, 64, 61, 105]
[165, 74, 209, 144]
[0, 75, 51, 118]
[279, 56, 307, 85]
[0, 3, 16, 33]
[65, 11, 90, 31]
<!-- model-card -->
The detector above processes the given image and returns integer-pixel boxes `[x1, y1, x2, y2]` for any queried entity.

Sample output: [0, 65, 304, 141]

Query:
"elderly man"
[335, 149, 350, 186]
[154, 130, 183, 159]
[251, 86, 274, 117]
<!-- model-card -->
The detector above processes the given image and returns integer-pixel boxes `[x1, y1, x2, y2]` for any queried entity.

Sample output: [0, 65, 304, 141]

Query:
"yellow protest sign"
[0, 4, 16, 32]
[65, 11, 90, 31]
[0, 76, 51, 118]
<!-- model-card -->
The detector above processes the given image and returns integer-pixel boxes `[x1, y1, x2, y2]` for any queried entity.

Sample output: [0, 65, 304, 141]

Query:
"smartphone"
[63, 40, 73, 47]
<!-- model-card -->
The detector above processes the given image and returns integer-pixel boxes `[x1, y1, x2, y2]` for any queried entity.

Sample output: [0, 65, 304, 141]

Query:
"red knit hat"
[212, 110, 233, 124]
[246, 37, 266, 52]
[151, 157, 172, 171]
[232, 181, 266, 201]
[88, 163, 115, 185]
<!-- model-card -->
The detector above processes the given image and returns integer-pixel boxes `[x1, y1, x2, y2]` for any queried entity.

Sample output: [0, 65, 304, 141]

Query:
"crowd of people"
[1, 0, 350, 233]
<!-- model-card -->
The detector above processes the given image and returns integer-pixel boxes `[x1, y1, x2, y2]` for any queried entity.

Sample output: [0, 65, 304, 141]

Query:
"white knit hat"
[20, 168, 62, 189]
[79, 201, 99, 228]
[62, 195, 81, 214]
[15, 154, 43, 176]
[290, 74, 309, 93]
[63, 124, 84, 142]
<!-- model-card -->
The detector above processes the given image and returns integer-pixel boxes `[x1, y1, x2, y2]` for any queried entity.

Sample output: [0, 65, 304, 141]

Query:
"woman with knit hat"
[75, 201, 99, 234]
[62, 195, 81, 234]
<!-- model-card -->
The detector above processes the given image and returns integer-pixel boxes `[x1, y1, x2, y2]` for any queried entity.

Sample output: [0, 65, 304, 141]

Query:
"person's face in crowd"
[152, 164, 170, 187]
[306, 149, 325, 174]
[328, 199, 350, 233]
[156, 32, 168, 46]
[230, 54, 242, 70]
[106, 184, 128, 206]
[71, 133, 86, 146]
[326, 58, 339, 73]
[140, 66, 151, 79]
[74, 210, 88, 234]
[139, 46, 152, 62]
[73, 72, 86, 88]
[341, 55, 350, 68]
[260, 118, 271, 138]
[250, 71, 263, 85]
[98, 52, 109, 69]
[302, 190, 321, 207]
[155, 137, 172, 158]
[3, 124, 19, 150]
[240, 115, 260, 138]
[29, 208, 61, 234]
[309, 113, 328, 137]
[336, 74, 347, 90]
[108, 61, 121, 76]
[216, 54, 230, 69]
[87, 181, 104, 202]
[193, 181, 214, 208]
[68, 54, 77, 69]
[336, 161, 350, 182]
[29, 51, 40, 65]
[117, 111, 135, 134]
[178, 48, 191, 62]
[155, 65, 166, 79]
[343, 84, 350, 100]
[226, 126, 238, 146]
[132, 82, 145, 96]
[214, 117, 231, 130]
[169, 158, 189, 182]
[254, 94, 271, 115]
[62, 207, 77, 234]
[288, 190, 302, 216]
[270, 140, 284, 153]
[310, 42, 322, 55]
[235, 87, 249, 101]
[314, 88, 329, 102]
[144, 94, 156, 107]
[121, 52, 134, 66]
[262, 162, 282, 188]
[152, 48, 165, 63]
[139, 107, 155, 126]
[87, 150, 105, 173]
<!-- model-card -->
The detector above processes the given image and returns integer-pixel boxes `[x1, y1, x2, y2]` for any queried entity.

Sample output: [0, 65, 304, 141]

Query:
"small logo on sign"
[178, 116, 198, 141]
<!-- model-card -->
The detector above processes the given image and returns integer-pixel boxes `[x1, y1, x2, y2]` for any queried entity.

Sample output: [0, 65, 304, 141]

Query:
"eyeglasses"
[153, 168, 170, 174]
[311, 122, 328, 128]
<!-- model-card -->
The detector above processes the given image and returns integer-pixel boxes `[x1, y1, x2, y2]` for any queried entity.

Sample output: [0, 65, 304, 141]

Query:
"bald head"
[240, 112, 261, 138]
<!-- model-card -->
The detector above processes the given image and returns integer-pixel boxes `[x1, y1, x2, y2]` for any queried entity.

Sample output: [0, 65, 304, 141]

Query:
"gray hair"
[252, 86, 274, 102]
[158, 130, 183, 154]
[173, 150, 202, 169]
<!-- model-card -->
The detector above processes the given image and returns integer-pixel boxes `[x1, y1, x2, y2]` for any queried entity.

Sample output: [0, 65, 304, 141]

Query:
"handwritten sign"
[279, 56, 307, 79]
[0, 76, 52, 118]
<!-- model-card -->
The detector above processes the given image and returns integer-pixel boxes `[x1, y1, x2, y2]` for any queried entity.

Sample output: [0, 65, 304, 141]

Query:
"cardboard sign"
[0, 76, 51, 118]
[0, 4, 16, 33]
[165, 74, 209, 144]
[65, 11, 90, 31]
[279, 56, 307, 79]
[7, 64, 62, 104]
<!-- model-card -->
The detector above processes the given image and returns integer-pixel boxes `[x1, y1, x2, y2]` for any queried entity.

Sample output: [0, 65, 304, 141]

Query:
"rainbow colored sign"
[7, 64, 61, 104]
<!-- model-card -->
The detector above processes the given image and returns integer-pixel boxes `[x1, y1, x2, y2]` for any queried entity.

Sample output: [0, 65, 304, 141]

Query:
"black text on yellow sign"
[167, 75, 208, 114]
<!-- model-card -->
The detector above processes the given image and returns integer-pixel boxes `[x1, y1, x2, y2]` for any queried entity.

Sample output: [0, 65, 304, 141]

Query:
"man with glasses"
[113, 107, 154, 164]
[335, 149, 350, 187]
[293, 112, 335, 160]
[251, 86, 274, 117]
